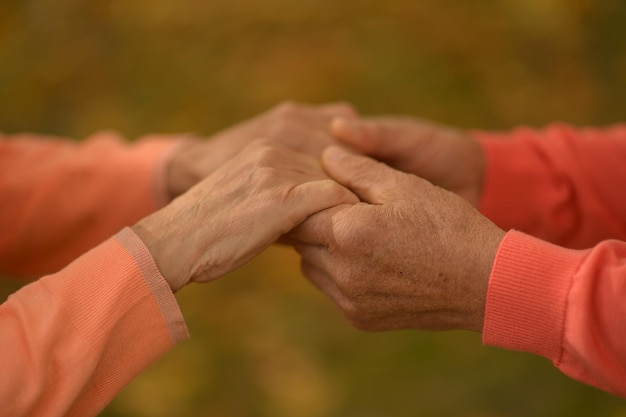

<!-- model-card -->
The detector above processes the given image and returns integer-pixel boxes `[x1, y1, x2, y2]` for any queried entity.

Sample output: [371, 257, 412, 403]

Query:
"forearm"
[0, 228, 188, 417]
[0, 131, 189, 277]
[483, 231, 626, 397]
[474, 123, 626, 249]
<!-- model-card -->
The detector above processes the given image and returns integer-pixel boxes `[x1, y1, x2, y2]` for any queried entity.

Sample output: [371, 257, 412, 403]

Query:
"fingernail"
[324, 145, 348, 162]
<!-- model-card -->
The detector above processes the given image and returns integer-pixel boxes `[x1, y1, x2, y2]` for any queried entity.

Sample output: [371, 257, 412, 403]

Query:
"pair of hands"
[133, 102, 505, 333]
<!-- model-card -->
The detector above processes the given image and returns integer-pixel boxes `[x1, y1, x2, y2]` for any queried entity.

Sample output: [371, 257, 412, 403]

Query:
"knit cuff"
[138, 134, 198, 209]
[116, 227, 189, 343]
[482, 230, 584, 362]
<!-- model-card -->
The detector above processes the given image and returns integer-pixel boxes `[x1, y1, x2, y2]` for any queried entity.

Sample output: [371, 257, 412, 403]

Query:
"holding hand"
[133, 140, 358, 292]
[166, 101, 358, 198]
[292, 147, 505, 332]
[331, 117, 485, 207]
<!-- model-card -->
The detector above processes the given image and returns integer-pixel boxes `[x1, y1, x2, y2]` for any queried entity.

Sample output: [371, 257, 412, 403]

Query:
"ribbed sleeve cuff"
[482, 231, 585, 362]
[133, 134, 197, 209]
[116, 227, 189, 343]
[141, 135, 197, 208]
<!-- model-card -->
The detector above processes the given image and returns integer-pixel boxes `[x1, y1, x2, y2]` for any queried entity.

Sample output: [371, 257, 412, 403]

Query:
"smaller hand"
[291, 147, 505, 332]
[166, 101, 358, 199]
[331, 116, 485, 207]
[133, 140, 359, 292]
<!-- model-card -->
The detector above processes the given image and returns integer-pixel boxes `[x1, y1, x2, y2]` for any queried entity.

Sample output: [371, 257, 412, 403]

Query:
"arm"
[0, 229, 188, 417]
[292, 146, 626, 398]
[329, 117, 626, 249]
[0, 101, 357, 278]
[0, 131, 186, 277]
[0, 140, 358, 417]
[475, 123, 626, 248]
[484, 231, 626, 397]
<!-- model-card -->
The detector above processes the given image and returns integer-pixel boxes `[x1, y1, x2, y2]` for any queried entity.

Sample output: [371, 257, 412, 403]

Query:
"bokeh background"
[1, 0, 626, 416]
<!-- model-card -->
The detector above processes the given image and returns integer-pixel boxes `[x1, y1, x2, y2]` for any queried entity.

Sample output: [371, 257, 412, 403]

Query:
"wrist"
[131, 210, 191, 292]
[463, 133, 487, 208]
[165, 138, 206, 200]
[468, 225, 506, 332]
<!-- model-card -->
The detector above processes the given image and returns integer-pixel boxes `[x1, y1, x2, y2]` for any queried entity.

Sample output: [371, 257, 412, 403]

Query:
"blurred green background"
[1, 0, 626, 416]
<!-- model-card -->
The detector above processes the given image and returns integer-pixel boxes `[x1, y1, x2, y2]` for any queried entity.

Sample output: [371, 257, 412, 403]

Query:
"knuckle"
[273, 100, 300, 116]
[254, 143, 282, 163]
[268, 119, 298, 137]
[245, 148, 285, 185]
[253, 166, 278, 187]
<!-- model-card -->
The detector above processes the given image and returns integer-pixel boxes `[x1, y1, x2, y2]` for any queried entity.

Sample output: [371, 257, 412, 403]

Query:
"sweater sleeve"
[473, 124, 626, 249]
[0, 227, 189, 417]
[483, 231, 626, 398]
[0, 131, 189, 278]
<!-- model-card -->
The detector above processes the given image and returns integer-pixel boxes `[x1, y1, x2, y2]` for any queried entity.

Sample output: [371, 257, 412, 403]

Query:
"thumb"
[321, 146, 405, 204]
[331, 117, 405, 159]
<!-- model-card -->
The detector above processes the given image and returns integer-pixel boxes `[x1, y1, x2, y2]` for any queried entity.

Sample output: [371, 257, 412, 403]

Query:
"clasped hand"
[134, 103, 505, 333]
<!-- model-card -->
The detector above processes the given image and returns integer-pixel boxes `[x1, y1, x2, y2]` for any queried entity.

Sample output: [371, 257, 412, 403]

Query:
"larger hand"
[133, 140, 359, 292]
[292, 147, 505, 332]
[331, 116, 485, 207]
[166, 101, 358, 198]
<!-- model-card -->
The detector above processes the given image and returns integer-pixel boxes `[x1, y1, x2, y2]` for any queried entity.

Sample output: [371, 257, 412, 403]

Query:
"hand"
[133, 140, 359, 292]
[331, 116, 485, 207]
[166, 101, 358, 199]
[291, 147, 505, 332]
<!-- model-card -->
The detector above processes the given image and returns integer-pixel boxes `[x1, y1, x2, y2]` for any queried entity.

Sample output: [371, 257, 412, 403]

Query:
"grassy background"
[1, 0, 626, 416]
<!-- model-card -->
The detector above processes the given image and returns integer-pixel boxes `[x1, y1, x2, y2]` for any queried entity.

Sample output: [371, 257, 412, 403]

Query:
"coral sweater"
[1, 125, 625, 417]
[0, 132, 190, 417]
[476, 124, 626, 398]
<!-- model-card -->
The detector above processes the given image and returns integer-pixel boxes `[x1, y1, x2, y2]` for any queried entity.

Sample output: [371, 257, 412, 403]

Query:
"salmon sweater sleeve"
[0, 228, 189, 417]
[473, 124, 626, 397]
[0, 131, 188, 277]
[0, 132, 191, 416]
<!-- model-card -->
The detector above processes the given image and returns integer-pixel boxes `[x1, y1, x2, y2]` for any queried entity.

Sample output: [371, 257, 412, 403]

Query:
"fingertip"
[319, 178, 360, 205]
[330, 117, 360, 141]
[323, 145, 350, 163]
[330, 117, 348, 135]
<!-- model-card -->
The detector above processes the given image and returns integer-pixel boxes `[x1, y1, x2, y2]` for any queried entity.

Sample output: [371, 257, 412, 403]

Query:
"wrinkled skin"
[330, 116, 485, 207]
[166, 101, 358, 199]
[291, 147, 505, 332]
[133, 140, 358, 291]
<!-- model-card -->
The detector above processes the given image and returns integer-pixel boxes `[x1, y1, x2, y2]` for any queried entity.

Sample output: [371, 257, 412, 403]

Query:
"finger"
[300, 259, 344, 304]
[321, 146, 406, 204]
[279, 129, 335, 157]
[293, 242, 332, 271]
[331, 117, 399, 155]
[254, 143, 330, 181]
[285, 179, 359, 232]
[280, 146, 329, 179]
[289, 204, 349, 245]
[331, 117, 426, 162]
[317, 102, 360, 121]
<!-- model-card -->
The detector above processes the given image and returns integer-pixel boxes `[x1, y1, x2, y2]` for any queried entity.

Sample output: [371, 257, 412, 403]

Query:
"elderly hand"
[166, 101, 358, 199]
[330, 116, 485, 207]
[291, 146, 505, 332]
[133, 140, 358, 292]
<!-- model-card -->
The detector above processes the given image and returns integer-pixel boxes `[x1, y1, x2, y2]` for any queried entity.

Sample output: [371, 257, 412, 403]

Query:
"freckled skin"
[133, 139, 358, 292]
[292, 147, 505, 333]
